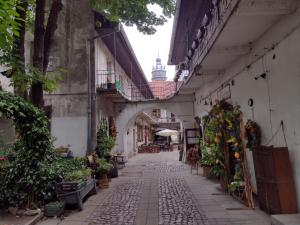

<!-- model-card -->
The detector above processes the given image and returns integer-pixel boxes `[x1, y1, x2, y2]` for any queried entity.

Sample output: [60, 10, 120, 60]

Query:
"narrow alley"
[39, 151, 271, 225]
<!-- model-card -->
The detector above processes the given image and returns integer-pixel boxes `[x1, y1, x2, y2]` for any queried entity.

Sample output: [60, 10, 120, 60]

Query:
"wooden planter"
[56, 179, 97, 210]
[99, 174, 109, 189]
[202, 166, 212, 177]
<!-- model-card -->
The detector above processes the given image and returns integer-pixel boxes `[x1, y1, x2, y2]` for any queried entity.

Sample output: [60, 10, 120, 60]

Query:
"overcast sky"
[124, 16, 175, 81]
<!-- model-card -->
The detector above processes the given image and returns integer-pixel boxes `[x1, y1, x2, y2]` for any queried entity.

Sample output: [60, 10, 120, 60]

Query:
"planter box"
[44, 202, 65, 217]
[56, 179, 97, 210]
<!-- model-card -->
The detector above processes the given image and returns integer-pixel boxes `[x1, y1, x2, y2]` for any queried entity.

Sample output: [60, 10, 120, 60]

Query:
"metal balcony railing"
[96, 70, 180, 101]
[96, 70, 151, 101]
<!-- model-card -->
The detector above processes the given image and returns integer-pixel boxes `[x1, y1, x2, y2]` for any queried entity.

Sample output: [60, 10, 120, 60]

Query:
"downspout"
[86, 40, 92, 154]
[86, 39, 96, 155]
[90, 39, 97, 154]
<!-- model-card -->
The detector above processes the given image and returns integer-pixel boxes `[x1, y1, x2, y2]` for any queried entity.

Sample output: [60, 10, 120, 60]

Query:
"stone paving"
[159, 177, 209, 225]
[37, 151, 271, 225]
[89, 180, 144, 225]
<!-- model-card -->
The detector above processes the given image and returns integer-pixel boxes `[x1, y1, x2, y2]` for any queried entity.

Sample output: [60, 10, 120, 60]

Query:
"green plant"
[64, 168, 91, 182]
[0, 91, 55, 208]
[49, 157, 87, 181]
[228, 181, 242, 193]
[96, 121, 116, 158]
[200, 144, 215, 167]
[95, 158, 113, 174]
[91, 0, 175, 34]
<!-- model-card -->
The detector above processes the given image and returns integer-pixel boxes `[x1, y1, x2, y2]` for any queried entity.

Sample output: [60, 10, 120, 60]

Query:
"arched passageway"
[114, 94, 196, 156]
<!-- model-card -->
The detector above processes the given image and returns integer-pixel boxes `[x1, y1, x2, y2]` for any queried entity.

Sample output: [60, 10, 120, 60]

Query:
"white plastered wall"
[194, 13, 300, 206]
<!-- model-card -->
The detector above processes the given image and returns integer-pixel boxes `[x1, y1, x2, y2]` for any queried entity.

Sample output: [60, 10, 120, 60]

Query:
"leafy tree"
[0, 0, 21, 55]
[91, 0, 176, 34]
[0, 0, 63, 107]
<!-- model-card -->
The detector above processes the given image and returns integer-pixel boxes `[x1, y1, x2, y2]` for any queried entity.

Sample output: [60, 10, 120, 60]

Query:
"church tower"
[151, 56, 167, 81]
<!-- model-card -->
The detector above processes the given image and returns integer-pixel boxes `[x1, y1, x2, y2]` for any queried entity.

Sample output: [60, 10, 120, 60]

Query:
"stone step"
[271, 214, 300, 225]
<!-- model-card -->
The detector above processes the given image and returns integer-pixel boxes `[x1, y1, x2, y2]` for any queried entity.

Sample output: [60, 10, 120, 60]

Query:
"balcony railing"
[96, 70, 153, 101]
[184, 0, 238, 75]
[96, 70, 180, 101]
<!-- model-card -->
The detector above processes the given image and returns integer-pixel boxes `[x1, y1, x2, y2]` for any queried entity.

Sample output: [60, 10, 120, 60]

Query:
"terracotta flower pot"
[99, 173, 109, 189]
[202, 166, 212, 177]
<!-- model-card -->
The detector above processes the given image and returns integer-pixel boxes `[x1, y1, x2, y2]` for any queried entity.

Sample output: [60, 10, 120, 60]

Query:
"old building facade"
[169, 0, 300, 209]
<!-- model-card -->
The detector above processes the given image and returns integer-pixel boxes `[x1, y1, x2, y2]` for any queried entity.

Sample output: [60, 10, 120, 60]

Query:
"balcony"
[187, 0, 239, 75]
[96, 70, 153, 102]
[175, 0, 294, 92]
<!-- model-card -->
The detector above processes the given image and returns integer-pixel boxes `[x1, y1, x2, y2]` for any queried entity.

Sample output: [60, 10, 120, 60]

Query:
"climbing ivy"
[0, 91, 55, 208]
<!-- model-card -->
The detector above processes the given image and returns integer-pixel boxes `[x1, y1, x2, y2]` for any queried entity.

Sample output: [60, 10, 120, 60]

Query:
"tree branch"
[43, 0, 63, 73]
[31, 0, 46, 107]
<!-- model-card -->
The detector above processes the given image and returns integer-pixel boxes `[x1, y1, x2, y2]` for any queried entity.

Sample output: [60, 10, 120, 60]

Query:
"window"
[152, 109, 161, 118]
[171, 113, 176, 122]
[137, 124, 143, 142]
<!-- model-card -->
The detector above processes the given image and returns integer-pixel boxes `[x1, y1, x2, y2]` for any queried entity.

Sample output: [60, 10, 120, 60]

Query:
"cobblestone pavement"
[159, 177, 209, 225]
[88, 180, 143, 225]
[37, 151, 271, 225]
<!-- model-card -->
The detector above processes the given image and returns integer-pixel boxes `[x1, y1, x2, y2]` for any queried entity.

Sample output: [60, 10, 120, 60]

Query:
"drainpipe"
[86, 40, 91, 155]
[86, 39, 96, 155]
[86, 28, 121, 155]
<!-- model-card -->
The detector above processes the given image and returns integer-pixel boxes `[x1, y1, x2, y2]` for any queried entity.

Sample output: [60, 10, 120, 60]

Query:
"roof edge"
[168, 0, 182, 65]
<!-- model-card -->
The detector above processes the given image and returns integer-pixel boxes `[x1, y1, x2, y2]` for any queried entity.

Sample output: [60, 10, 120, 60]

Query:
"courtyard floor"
[38, 151, 271, 225]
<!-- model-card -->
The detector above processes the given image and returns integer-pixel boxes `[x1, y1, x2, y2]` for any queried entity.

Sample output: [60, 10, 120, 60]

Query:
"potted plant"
[200, 144, 215, 177]
[95, 158, 113, 189]
[96, 121, 116, 158]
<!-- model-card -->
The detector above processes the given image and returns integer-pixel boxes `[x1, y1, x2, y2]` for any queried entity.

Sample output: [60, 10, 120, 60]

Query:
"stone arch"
[115, 94, 195, 155]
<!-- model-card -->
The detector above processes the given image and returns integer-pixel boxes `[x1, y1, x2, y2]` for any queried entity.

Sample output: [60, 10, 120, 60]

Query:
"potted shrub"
[95, 158, 113, 189]
[200, 145, 215, 177]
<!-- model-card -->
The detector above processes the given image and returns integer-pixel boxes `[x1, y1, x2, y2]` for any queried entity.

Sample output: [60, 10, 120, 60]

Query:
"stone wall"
[44, 0, 95, 156]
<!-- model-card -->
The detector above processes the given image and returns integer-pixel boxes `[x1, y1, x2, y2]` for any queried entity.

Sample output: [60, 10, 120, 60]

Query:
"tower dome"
[151, 56, 167, 81]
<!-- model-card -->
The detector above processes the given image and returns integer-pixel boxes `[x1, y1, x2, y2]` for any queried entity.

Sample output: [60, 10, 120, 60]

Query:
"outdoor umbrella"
[156, 129, 178, 137]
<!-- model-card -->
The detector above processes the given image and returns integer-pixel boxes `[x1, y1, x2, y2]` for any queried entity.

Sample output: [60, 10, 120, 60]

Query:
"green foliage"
[64, 168, 91, 182]
[0, 0, 21, 55]
[48, 157, 87, 181]
[199, 144, 215, 167]
[91, 0, 176, 34]
[228, 181, 242, 193]
[0, 91, 55, 208]
[96, 121, 116, 158]
[95, 158, 113, 174]
[2, 57, 63, 93]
